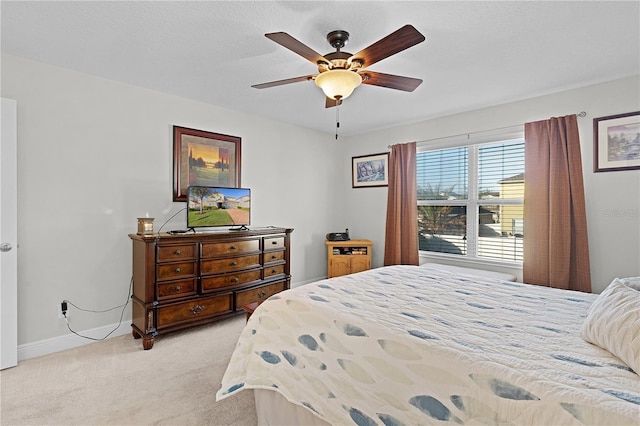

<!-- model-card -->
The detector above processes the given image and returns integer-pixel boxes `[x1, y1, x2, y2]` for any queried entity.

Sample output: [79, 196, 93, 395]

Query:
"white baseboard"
[17, 321, 131, 362]
[18, 278, 326, 362]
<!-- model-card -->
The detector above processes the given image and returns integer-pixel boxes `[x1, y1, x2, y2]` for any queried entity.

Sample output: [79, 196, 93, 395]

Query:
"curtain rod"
[388, 111, 587, 148]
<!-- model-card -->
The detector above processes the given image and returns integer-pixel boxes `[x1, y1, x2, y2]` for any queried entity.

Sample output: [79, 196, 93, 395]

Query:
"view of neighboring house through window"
[417, 135, 525, 262]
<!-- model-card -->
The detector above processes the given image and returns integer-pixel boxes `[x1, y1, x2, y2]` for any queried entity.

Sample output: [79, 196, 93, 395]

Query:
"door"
[1, 98, 18, 369]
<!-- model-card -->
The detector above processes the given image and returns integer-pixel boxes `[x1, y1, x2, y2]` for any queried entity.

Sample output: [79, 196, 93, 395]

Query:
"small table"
[242, 301, 261, 321]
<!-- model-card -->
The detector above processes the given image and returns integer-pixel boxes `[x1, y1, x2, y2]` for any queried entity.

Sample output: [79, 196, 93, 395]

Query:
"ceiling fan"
[252, 25, 426, 108]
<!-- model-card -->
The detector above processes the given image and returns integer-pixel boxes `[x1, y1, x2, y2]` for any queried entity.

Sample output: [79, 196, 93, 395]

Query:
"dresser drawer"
[157, 278, 197, 300]
[157, 294, 233, 328]
[264, 250, 284, 264]
[201, 239, 260, 257]
[264, 236, 285, 250]
[264, 264, 285, 278]
[201, 254, 260, 275]
[157, 261, 197, 281]
[201, 269, 262, 292]
[157, 244, 197, 262]
[235, 281, 286, 309]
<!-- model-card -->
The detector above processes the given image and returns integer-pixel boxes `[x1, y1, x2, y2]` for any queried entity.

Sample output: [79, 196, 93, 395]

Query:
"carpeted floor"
[0, 315, 256, 425]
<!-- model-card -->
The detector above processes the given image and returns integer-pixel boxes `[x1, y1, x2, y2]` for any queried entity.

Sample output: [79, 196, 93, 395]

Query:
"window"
[417, 135, 524, 263]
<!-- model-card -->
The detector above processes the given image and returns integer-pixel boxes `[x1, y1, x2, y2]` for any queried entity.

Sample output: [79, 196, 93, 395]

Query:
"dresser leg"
[132, 328, 154, 349]
[142, 336, 154, 350]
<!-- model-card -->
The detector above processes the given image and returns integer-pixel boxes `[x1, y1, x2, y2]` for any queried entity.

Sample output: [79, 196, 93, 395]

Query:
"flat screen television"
[187, 186, 251, 230]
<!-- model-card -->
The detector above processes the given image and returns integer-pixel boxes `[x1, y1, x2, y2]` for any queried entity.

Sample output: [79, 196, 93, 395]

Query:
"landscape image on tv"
[187, 186, 250, 228]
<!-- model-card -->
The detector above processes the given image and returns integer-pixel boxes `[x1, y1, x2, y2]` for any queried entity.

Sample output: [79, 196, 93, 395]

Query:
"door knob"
[0, 243, 13, 252]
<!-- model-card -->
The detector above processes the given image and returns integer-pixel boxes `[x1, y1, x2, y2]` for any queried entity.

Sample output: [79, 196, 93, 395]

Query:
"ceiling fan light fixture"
[315, 69, 362, 101]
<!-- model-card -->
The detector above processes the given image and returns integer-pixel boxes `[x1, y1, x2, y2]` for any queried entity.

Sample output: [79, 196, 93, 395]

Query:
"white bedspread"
[217, 265, 640, 425]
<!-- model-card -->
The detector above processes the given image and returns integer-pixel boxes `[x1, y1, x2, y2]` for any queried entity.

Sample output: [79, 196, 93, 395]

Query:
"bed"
[216, 264, 640, 425]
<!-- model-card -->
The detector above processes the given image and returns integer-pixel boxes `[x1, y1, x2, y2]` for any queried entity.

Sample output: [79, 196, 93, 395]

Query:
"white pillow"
[581, 278, 640, 374]
[619, 276, 640, 290]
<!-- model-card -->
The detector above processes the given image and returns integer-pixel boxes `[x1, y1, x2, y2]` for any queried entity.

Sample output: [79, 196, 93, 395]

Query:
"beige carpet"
[0, 315, 257, 425]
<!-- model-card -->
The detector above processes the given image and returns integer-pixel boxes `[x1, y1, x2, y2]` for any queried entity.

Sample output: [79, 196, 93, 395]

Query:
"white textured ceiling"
[2, 1, 639, 136]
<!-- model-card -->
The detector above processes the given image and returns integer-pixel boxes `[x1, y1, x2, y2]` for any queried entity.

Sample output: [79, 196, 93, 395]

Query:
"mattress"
[217, 265, 639, 425]
[254, 388, 331, 426]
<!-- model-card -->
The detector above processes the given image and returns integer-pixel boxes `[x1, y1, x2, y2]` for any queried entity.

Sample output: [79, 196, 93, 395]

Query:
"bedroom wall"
[3, 52, 638, 356]
[1, 54, 340, 348]
[339, 75, 640, 293]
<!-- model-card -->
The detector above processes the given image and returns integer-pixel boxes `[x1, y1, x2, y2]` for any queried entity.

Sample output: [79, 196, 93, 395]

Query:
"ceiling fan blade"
[350, 25, 425, 68]
[360, 71, 422, 92]
[252, 75, 316, 89]
[265, 32, 331, 65]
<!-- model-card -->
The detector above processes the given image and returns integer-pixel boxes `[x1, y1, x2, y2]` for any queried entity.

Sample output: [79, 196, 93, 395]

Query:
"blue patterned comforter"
[217, 265, 639, 425]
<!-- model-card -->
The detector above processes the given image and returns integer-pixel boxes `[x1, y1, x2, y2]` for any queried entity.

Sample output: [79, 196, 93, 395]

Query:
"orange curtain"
[523, 115, 591, 292]
[384, 142, 419, 266]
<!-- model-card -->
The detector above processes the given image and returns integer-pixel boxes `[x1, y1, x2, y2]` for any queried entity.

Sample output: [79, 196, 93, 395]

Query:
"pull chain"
[334, 96, 342, 140]
[335, 102, 340, 140]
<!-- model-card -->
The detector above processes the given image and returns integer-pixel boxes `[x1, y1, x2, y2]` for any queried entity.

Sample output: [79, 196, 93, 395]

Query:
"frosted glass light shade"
[315, 69, 362, 100]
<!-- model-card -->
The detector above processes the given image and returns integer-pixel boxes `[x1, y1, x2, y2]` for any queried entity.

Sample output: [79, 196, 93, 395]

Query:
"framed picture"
[352, 152, 389, 188]
[173, 126, 241, 201]
[593, 111, 640, 172]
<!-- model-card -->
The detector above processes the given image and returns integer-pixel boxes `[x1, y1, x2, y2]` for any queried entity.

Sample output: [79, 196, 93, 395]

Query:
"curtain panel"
[384, 142, 419, 266]
[523, 115, 591, 292]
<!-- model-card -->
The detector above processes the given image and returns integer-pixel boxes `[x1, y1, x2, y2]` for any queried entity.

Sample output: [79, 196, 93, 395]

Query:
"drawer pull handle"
[271, 269, 277, 274]
[190, 305, 205, 315]
[271, 255, 277, 260]
[174, 267, 182, 273]
[172, 285, 182, 291]
[230, 245, 237, 250]
[258, 290, 267, 298]
[230, 261, 238, 266]
[231, 277, 239, 283]
[272, 241, 278, 245]
[174, 250, 182, 255]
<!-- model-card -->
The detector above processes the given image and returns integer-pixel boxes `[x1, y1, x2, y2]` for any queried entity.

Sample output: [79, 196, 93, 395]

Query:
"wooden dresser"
[326, 239, 373, 278]
[129, 227, 293, 349]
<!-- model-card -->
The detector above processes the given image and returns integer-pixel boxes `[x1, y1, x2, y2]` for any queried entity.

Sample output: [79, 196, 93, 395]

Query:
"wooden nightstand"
[326, 239, 373, 278]
[242, 302, 261, 321]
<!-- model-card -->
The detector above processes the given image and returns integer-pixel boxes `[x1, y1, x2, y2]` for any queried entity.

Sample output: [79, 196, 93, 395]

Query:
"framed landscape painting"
[593, 111, 640, 172]
[352, 152, 389, 188]
[173, 126, 241, 201]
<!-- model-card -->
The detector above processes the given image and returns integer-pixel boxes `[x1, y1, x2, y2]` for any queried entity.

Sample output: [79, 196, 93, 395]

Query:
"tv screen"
[187, 186, 251, 230]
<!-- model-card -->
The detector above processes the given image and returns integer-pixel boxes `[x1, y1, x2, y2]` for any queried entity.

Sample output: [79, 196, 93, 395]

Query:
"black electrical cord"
[62, 277, 133, 341]
[64, 207, 192, 340]
[156, 207, 190, 234]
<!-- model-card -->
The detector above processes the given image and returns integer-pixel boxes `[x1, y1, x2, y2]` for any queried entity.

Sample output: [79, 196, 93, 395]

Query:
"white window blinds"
[417, 134, 524, 263]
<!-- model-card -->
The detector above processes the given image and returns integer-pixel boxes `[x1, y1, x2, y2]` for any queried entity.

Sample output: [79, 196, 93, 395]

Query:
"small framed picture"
[173, 126, 241, 201]
[593, 111, 640, 172]
[352, 152, 389, 188]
